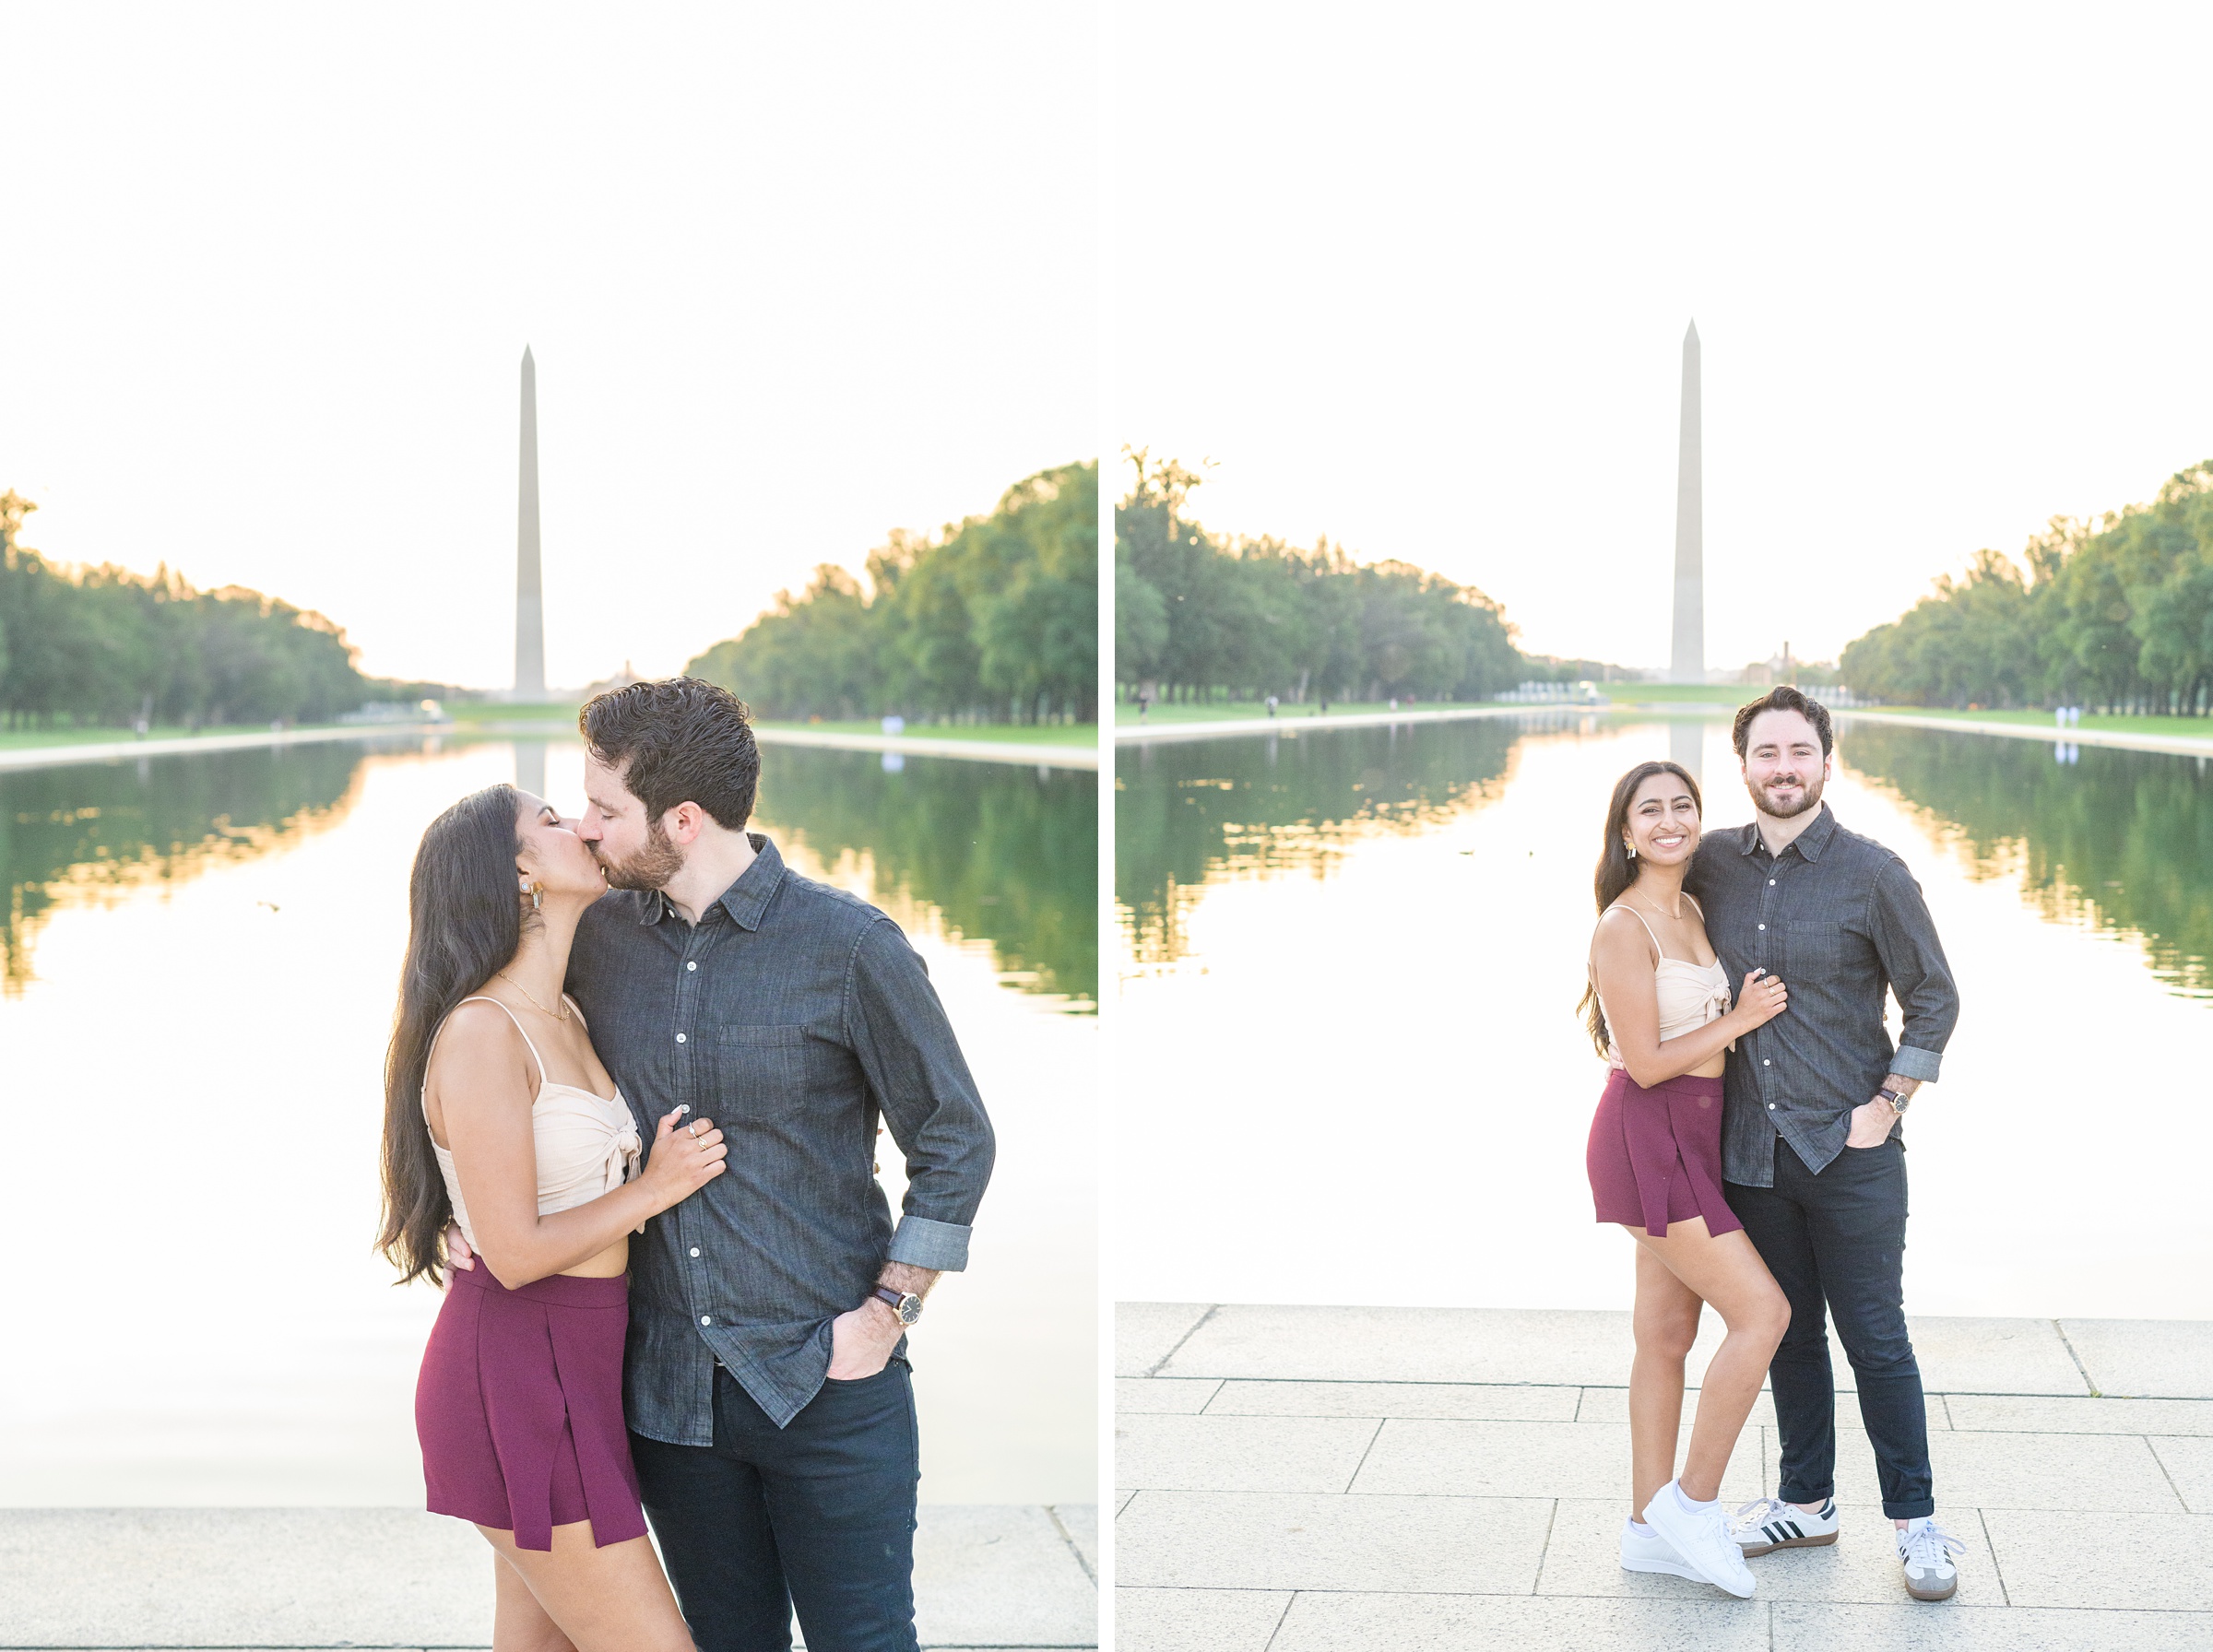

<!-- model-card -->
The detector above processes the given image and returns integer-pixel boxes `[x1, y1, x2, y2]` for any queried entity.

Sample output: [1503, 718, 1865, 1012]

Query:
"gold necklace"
[496, 972, 571, 1021]
[1626, 891, 1685, 922]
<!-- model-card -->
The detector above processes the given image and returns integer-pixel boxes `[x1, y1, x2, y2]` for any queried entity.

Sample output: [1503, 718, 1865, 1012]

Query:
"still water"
[1116, 714, 2213, 1319]
[1, 736, 1095, 1504]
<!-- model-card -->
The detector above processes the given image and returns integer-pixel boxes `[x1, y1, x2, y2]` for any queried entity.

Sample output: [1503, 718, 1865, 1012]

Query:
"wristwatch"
[1876, 1086, 1911, 1115]
[873, 1286, 924, 1327]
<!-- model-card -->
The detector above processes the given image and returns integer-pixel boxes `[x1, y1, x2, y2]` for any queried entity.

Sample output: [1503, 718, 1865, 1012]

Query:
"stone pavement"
[0, 1503, 1095, 1648]
[1117, 1303, 2213, 1650]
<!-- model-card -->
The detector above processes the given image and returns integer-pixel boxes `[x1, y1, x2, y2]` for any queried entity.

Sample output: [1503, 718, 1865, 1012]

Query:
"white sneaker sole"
[1904, 1570, 1958, 1602]
[1622, 1552, 1704, 1582]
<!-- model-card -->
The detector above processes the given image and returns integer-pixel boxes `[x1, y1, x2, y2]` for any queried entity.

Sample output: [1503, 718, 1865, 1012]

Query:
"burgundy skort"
[415, 1262, 646, 1552]
[1585, 1068, 1743, 1239]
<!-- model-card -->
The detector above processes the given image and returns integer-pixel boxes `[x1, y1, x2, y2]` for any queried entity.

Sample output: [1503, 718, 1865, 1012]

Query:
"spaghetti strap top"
[423, 995, 644, 1254]
[1594, 902, 1734, 1070]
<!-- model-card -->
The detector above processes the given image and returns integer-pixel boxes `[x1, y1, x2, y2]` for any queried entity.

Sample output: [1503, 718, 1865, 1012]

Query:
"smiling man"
[1685, 687, 1963, 1602]
[564, 676, 995, 1652]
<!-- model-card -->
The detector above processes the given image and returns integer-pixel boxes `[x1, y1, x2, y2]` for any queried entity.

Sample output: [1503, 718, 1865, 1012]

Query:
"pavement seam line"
[2053, 1319, 2101, 1397]
[1533, 1496, 1559, 1596]
[1046, 1504, 1096, 1585]
[1340, 1417, 1388, 1493]
[1974, 1504, 2012, 1606]
[2146, 1435, 2195, 1513]
[1144, 1304, 1219, 1378]
[1259, 1588, 1298, 1652]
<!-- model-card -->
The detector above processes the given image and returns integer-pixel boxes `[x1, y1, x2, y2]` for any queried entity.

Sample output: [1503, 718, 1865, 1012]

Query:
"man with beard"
[562, 677, 993, 1651]
[1685, 687, 1963, 1602]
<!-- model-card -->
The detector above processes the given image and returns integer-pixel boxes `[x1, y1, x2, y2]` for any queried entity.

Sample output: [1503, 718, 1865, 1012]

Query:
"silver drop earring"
[1626, 842, 1637, 859]
[529, 881, 542, 913]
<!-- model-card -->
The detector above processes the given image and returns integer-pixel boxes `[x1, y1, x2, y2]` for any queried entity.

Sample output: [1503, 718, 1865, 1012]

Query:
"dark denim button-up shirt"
[1686, 805, 1959, 1186]
[566, 833, 994, 1437]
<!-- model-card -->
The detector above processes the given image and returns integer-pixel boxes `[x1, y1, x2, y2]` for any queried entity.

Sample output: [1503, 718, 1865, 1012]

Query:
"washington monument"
[514, 346, 546, 699]
[1668, 321, 1704, 685]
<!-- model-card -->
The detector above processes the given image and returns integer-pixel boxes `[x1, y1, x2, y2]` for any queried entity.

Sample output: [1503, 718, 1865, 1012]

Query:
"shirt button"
[687, 962, 697, 972]
[676, 1032, 688, 1044]
[1769, 1103, 1777, 1110]
[700, 1315, 712, 1326]
[1757, 923, 1766, 930]
[1769, 879, 1777, 886]
[1763, 1058, 1772, 1067]
[690, 1247, 701, 1258]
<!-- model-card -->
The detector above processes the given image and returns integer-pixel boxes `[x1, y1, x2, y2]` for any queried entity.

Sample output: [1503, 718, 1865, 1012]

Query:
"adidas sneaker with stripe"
[1731, 1495, 1839, 1556]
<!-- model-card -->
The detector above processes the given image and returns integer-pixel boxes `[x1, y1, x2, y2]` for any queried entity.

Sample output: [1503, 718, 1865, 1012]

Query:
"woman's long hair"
[1576, 759, 1702, 1057]
[377, 784, 527, 1285]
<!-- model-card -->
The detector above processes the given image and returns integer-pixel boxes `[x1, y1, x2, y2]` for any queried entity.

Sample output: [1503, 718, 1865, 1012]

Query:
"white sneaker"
[1732, 1494, 1840, 1556]
[1640, 1480, 1757, 1598]
[1619, 1518, 1700, 1581]
[1897, 1516, 1964, 1601]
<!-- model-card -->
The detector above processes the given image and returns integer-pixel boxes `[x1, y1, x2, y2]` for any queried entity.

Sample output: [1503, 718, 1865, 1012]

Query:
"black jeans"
[630, 1359, 920, 1652]
[1726, 1135, 1935, 1520]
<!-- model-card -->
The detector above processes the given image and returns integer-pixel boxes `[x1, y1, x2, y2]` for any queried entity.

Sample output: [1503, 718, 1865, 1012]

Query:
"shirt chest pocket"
[1785, 921, 1848, 977]
[715, 1024, 811, 1116]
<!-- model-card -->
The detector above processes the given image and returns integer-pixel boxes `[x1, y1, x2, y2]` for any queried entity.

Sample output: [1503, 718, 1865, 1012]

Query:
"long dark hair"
[1576, 759, 1702, 1056]
[377, 784, 527, 1285]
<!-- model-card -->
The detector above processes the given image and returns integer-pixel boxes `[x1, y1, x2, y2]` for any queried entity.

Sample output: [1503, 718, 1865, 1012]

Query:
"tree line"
[0, 491, 373, 728]
[1842, 461, 2213, 714]
[1116, 453, 1524, 704]
[687, 461, 1097, 725]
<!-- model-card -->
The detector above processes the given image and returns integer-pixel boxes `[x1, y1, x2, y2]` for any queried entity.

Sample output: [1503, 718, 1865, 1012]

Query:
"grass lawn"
[1840, 704, 2213, 738]
[446, 701, 581, 726]
[755, 719, 1095, 747]
[1113, 699, 1508, 726]
[0, 722, 352, 751]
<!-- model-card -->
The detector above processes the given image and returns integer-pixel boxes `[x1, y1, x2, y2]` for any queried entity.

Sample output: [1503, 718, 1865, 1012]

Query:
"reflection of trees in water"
[752, 749, 1095, 1006]
[1116, 718, 1531, 964]
[1840, 724, 2213, 1000]
[0, 742, 371, 991]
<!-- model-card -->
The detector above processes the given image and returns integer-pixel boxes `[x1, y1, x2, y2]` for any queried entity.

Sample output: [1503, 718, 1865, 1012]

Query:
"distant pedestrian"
[1265, 695, 1278, 719]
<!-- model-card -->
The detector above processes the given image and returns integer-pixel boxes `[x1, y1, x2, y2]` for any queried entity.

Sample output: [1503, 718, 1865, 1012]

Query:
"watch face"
[896, 1293, 923, 1325]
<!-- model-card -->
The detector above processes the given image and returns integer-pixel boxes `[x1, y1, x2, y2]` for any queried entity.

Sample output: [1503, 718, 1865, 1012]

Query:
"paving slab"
[1268, 1591, 1770, 1651]
[2060, 1319, 2213, 1398]
[1114, 1587, 1290, 1652]
[1148, 1304, 2092, 1395]
[1944, 1394, 2213, 1435]
[1115, 1377, 1222, 1415]
[1769, 1602, 2213, 1649]
[909, 1504, 1096, 1647]
[1536, 1498, 2003, 1605]
[2148, 1436, 2213, 1514]
[1348, 1418, 1761, 1503]
[0, 1504, 1094, 1650]
[0, 1508, 486, 1647]
[1573, 1386, 1779, 1431]
[1208, 1380, 1580, 1422]
[1983, 1507, 2213, 1610]
[1115, 1413, 1380, 1494]
[1117, 1303, 1215, 1377]
[1808, 1424, 2185, 1516]
[1116, 1490, 1554, 1594]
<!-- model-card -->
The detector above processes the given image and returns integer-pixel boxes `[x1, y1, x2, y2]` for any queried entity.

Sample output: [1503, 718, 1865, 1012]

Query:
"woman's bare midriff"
[562, 1235, 628, 1280]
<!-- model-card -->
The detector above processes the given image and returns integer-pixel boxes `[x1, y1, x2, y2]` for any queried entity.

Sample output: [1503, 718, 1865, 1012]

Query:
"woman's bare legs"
[491, 1551, 576, 1652]
[1627, 1239, 1704, 1519]
[1624, 1217, 1791, 1511]
[478, 1522, 693, 1652]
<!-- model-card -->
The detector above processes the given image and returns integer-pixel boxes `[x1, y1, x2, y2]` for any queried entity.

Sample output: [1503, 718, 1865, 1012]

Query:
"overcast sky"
[5, 5, 1095, 689]
[1112, 3, 2213, 671]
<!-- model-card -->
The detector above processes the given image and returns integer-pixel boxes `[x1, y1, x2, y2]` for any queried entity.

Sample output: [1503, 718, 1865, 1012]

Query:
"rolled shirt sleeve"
[1868, 858, 1959, 1081]
[844, 918, 996, 1270]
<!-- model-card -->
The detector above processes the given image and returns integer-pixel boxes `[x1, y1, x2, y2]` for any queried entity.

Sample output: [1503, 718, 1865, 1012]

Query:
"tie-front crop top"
[1597, 902, 1734, 1070]
[423, 995, 643, 1254]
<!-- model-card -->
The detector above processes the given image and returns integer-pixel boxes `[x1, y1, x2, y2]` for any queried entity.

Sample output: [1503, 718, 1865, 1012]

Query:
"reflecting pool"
[1116, 714, 2213, 1320]
[1, 736, 1095, 1505]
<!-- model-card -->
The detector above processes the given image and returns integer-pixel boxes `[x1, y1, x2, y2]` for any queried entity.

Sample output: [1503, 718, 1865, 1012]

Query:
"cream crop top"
[1596, 901, 1734, 1070]
[423, 995, 643, 1254]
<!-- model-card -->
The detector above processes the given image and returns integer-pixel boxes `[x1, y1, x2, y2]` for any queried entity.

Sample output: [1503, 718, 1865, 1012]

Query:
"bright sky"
[4, 6, 1094, 690]
[1113, 3, 2213, 672]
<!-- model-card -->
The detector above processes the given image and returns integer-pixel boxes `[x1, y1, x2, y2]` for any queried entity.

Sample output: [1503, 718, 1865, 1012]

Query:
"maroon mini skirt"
[1585, 1068, 1743, 1239]
[415, 1262, 646, 1551]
